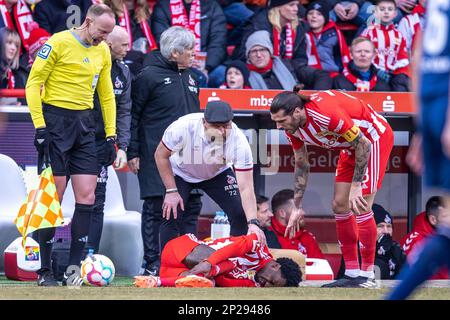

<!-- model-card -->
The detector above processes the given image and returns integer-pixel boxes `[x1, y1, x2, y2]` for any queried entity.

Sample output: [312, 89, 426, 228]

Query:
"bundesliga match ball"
[80, 254, 115, 287]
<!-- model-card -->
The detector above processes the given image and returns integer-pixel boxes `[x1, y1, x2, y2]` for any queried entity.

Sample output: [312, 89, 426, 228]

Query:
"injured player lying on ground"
[134, 233, 302, 288]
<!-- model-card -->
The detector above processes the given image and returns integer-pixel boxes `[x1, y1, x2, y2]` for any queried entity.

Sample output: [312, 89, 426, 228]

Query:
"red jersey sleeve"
[301, 232, 325, 259]
[206, 234, 258, 267]
[285, 131, 304, 151]
[314, 92, 362, 143]
[209, 260, 236, 277]
[214, 275, 257, 287]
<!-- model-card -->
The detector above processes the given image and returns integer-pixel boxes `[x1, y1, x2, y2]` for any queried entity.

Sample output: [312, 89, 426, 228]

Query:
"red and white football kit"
[285, 90, 394, 195]
[285, 90, 394, 274]
[160, 233, 272, 287]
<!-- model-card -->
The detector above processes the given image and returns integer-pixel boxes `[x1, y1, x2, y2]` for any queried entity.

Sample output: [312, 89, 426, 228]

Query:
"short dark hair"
[425, 196, 444, 218]
[256, 195, 269, 207]
[270, 84, 310, 115]
[276, 257, 302, 287]
[375, 0, 397, 7]
[271, 189, 294, 213]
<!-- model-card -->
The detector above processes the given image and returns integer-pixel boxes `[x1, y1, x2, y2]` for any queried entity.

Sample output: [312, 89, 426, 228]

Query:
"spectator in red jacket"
[401, 196, 449, 279]
[268, 189, 324, 259]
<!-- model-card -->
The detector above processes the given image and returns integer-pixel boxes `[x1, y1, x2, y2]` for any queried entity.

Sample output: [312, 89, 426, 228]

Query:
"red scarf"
[269, 217, 304, 251]
[247, 58, 273, 74]
[273, 24, 296, 59]
[170, 0, 201, 54]
[6, 69, 15, 89]
[118, 3, 157, 53]
[0, 0, 34, 52]
[305, 21, 350, 77]
[342, 66, 377, 91]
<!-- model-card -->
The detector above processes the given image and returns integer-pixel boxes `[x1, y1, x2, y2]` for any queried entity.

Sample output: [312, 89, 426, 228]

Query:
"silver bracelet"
[166, 188, 178, 194]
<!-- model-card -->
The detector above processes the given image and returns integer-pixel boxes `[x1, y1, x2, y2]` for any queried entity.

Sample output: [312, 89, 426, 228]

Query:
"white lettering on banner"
[207, 92, 220, 102]
[382, 95, 395, 112]
[250, 95, 273, 107]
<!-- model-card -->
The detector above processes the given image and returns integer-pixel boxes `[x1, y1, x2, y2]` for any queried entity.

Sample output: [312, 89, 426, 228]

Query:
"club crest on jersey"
[227, 175, 236, 185]
[37, 44, 52, 60]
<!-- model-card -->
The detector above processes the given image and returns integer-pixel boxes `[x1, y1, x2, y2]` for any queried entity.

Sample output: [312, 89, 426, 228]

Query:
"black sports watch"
[247, 219, 261, 228]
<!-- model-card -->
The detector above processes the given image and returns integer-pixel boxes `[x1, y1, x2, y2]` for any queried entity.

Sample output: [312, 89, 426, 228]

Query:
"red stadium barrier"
[1, 89, 417, 114]
[0, 89, 26, 98]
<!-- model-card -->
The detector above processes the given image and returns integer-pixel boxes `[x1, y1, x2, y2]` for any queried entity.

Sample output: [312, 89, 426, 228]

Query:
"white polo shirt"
[161, 113, 253, 183]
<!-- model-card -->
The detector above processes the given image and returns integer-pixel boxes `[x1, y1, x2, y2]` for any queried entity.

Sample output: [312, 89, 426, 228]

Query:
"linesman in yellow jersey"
[25, 4, 116, 287]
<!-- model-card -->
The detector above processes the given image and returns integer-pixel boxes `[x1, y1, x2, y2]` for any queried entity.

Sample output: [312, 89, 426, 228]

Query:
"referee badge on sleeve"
[37, 44, 52, 60]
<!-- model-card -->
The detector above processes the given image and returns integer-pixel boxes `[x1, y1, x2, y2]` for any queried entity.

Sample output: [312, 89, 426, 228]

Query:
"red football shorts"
[335, 127, 394, 195]
[160, 234, 203, 278]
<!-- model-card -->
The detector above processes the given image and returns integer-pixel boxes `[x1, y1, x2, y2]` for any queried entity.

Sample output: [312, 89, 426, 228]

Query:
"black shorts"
[43, 104, 97, 176]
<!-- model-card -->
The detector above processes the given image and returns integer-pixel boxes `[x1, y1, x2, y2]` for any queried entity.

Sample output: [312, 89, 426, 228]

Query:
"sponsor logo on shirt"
[164, 77, 172, 85]
[37, 44, 52, 60]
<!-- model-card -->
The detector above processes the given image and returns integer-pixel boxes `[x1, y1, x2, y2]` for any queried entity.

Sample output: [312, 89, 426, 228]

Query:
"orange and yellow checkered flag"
[14, 166, 64, 247]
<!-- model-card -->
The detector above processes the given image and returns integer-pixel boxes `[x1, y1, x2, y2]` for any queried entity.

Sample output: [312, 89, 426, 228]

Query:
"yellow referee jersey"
[26, 30, 116, 137]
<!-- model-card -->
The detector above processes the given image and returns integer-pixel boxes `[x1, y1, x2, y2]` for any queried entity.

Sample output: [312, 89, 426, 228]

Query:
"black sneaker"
[321, 275, 364, 288]
[141, 260, 160, 276]
[37, 270, 59, 287]
[358, 277, 379, 289]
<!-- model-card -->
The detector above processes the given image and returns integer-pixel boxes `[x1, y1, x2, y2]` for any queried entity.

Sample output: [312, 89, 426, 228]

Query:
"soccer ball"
[80, 254, 115, 287]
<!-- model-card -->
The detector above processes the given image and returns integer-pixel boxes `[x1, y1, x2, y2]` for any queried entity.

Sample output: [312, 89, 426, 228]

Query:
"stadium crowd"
[1, 0, 424, 96]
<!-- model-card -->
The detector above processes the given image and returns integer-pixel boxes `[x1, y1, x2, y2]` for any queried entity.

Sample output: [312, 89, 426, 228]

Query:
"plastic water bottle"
[211, 211, 230, 239]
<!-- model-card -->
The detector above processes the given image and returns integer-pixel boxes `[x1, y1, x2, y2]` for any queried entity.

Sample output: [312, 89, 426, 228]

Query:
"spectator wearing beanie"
[305, 1, 350, 77]
[232, 0, 333, 89]
[245, 30, 298, 90]
[372, 204, 405, 279]
[333, 37, 391, 91]
[27, 25, 51, 64]
[220, 60, 251, 89]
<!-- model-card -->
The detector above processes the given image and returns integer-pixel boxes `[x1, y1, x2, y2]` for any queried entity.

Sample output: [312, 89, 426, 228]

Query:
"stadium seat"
[0, 154, 26, 272]
[58, 167, 143, 276]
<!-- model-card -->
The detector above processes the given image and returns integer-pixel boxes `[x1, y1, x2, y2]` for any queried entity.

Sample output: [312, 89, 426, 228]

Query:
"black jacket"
[337, 234, 406, 280]
[94, 59, 132, 151]
[231, 8, 308, 69]
[128, 51, 200, 198]
[151, 0, 227, 71]
[264, 228, 282, 249]
[333, 62, 392, 91]
[33, 0, 92, 34]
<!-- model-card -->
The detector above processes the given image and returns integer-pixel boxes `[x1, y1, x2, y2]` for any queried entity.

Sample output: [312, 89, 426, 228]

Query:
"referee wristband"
[166, 188, 178, 194]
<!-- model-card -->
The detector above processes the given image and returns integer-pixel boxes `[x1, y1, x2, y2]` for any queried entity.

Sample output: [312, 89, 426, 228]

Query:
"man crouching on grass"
[134, 233, 301, 288]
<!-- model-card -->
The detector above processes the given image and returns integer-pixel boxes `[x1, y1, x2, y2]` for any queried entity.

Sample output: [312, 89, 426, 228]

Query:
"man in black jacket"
[333, 37, 391, 91]
[151, 0, 227, 88]
[33, 0, 93, 34]
[86, 26, 132, 255]
[127, 26, 202, 276]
